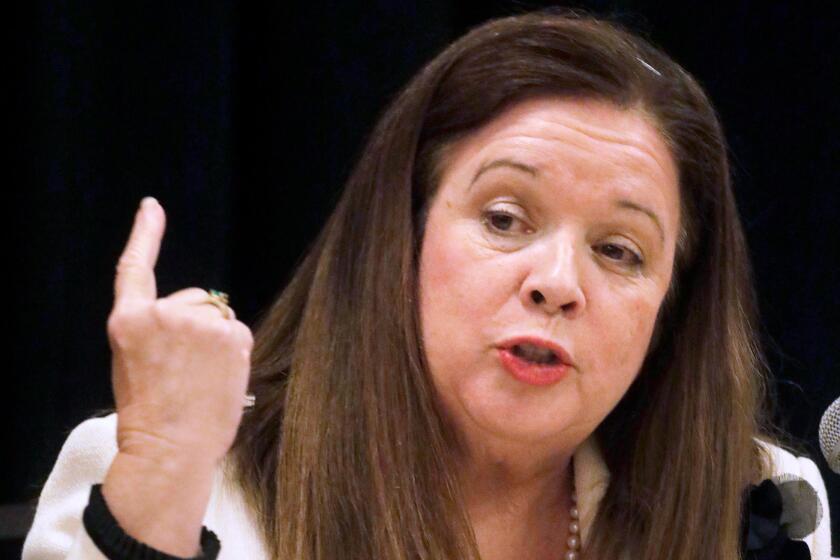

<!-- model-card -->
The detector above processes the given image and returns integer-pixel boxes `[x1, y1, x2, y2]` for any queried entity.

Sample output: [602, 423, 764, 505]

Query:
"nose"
[519, 235, 586, 318]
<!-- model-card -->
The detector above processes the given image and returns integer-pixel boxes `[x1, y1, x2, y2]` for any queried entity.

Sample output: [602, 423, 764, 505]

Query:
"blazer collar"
[573, 433, 611, 546]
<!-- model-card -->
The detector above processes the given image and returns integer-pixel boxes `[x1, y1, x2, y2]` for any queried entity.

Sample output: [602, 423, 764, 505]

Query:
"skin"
[102, 199, 253, 557]
[417, 96, 680, 559]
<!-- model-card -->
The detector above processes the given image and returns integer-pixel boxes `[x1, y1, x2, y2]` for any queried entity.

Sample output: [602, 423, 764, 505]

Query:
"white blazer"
[23, 413, 834, 559]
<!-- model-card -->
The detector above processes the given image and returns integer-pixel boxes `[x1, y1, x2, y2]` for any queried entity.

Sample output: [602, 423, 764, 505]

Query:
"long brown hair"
[229, 8, 791, 559]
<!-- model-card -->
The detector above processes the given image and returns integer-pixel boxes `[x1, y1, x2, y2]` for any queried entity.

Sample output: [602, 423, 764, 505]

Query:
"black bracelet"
[83, 484, 221, 559]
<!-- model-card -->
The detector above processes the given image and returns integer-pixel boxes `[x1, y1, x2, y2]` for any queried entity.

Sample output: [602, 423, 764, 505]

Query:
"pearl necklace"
[563, 491, 581, 559]
[563, 468, 581, 560]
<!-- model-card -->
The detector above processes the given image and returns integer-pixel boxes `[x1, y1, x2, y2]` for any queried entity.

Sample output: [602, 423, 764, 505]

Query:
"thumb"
[113, 197, 166, 305]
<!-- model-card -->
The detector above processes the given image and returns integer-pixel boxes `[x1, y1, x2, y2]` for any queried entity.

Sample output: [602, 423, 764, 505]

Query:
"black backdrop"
[11, 1, 839, 557]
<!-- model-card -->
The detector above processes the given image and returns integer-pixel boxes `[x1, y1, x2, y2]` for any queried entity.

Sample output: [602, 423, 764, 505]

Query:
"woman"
[23, 8, 832, 560]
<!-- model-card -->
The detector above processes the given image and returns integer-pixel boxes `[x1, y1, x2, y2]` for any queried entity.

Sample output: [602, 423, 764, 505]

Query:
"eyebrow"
[470, 158, 539, 187]
[614, 200, 665, 246]
[470, 158, 666, 246]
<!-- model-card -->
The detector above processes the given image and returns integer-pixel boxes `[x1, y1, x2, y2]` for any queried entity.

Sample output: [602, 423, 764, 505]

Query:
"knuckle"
[235, 323, 255, 348]
[210, 320, 234, 340]
[150, 299, 169, 320]
[151, 299, 185, 330]
[186, 287, 210, 299]
[106, 308, 124, 330]
[106, 312, 128, 344]
[165, 287, 207, 301]
[107, 305, 149, 346]
[115, 251, 142, 273]
[187, 315, 230, 339]
[150, 299, 235, 341]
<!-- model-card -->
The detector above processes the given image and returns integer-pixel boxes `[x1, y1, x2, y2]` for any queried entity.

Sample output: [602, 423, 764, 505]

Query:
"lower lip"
[498, 348, 570, 386]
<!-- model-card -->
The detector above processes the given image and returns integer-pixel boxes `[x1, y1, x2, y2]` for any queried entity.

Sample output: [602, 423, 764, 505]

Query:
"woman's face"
[418, 96, 680, 454]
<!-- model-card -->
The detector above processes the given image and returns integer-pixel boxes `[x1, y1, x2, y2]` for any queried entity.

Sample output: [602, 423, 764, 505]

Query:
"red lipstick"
[496, 336, 574, 386]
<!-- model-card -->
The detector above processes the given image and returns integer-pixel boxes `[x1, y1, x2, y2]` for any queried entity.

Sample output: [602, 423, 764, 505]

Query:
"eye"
[599, 243, 644, 268]
[481, 210, 531, 235]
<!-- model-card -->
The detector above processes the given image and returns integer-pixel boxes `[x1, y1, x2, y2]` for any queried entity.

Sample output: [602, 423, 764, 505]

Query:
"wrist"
[115, 441, 219, 475]
[102, 451, 217, 557]
[85, 484, 220, 560]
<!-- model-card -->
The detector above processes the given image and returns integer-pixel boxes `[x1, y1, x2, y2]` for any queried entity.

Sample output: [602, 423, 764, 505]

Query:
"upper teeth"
[514, 344, 557, 362]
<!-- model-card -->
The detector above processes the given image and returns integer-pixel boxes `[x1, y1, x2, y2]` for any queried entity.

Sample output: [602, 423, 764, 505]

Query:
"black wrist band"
[83, 484, 221, 559]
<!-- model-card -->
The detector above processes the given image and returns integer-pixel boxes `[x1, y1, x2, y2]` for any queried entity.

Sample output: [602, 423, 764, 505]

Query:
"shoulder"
[39, 412, 119, 491]
[24, 412, 271, 559]
[756, 438, 830, 502]
[754, 438, 833, 559]
[22, 413, 119, 558]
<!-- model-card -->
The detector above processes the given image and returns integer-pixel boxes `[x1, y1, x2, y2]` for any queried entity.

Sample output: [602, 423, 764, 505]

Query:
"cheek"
[418, 218, 507, 382]
[419, 226, 462, 329]
[419, 218, 503, 329]
[419, 230, 466, 394]
[420, 247, 468, 348]
[586, 293, 659, 394]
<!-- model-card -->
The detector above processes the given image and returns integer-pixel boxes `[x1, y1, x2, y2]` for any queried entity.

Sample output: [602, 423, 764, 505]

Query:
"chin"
[455, 386, 585, 446]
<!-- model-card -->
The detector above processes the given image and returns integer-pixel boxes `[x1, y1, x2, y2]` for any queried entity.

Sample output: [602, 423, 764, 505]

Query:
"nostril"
[530, 290, 545, 304]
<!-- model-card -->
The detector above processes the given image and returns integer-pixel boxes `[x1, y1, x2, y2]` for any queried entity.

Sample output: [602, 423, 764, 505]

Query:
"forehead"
[438, 96, 678, 200]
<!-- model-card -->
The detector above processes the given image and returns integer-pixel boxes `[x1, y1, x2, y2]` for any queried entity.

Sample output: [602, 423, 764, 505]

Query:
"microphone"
[819, 396, 840, 473]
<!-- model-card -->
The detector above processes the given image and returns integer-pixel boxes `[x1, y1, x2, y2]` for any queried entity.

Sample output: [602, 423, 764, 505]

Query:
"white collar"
[572, 434, 611, 546]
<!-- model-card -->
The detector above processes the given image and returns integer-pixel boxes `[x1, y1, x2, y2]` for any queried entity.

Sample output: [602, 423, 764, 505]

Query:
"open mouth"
[497, 345, 570, 386]
[510, 343, 560, 365]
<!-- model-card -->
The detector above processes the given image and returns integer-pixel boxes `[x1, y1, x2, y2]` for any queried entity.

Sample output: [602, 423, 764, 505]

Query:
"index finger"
[114, 197, 166, 305]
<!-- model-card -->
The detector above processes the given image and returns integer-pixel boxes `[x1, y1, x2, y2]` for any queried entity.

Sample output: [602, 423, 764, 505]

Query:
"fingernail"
[140, 197, 158, 211]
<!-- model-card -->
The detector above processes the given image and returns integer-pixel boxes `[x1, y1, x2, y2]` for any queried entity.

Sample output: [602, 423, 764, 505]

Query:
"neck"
[457, 444, 575, 560]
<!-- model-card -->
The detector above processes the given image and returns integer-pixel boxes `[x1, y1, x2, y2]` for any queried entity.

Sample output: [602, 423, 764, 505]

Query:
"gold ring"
[204, 289, 233, 319]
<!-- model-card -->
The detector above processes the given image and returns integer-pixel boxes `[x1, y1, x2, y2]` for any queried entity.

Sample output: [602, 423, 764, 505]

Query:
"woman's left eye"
[599, 243, 644, 268]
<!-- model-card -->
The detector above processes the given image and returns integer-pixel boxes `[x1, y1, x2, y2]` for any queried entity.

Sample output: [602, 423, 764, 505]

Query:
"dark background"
[10, 1, 839, 557]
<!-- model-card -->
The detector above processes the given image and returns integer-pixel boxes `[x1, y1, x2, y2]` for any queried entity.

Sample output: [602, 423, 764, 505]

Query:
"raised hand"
[98, 197, 254, 557]
[107, 196, 253, 466]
